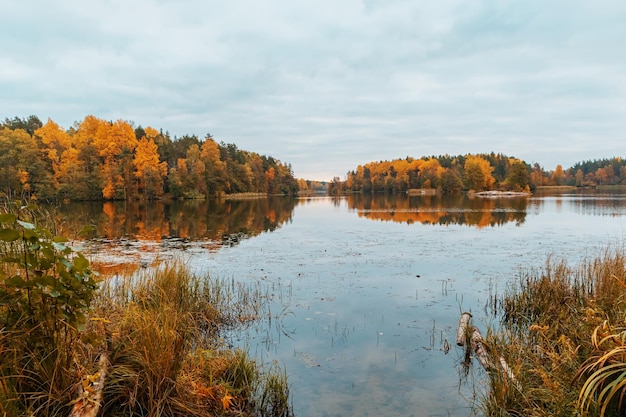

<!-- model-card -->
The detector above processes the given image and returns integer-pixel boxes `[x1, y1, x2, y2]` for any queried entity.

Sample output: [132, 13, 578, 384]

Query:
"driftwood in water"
[69, 351, 109, 417]
[470, 326, 495, 370]
[456, 312, 473, 346]
[457, 313, 520, 389]
[498, 356, 521, 390]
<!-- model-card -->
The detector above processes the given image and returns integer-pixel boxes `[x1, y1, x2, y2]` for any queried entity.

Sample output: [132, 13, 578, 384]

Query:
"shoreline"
[470, 190, 532, 197]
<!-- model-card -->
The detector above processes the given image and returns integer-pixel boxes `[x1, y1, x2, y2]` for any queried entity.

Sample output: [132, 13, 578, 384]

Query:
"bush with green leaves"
[0, 203, 292, 417]
[0, 204, 97, 416]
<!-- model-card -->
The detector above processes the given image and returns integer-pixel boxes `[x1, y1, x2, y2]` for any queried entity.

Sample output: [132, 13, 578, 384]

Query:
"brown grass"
[477, 247, 626, 417]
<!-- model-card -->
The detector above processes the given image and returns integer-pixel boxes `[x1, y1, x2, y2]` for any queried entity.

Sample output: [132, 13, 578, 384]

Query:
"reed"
[478, 247, 626, 416]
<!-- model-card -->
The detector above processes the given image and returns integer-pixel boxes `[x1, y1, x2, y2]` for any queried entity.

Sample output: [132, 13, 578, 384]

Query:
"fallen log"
[470, 326, 495, 370]
[69, 351, 109, 417]
[498, 355, 521, 390]
[457, 313, 520, 390]
[456, 312, 473, 346]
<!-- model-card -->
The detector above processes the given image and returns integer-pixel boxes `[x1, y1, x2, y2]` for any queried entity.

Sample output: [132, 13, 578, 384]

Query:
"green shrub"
[0, 202, 292, 417]
[0, 203, 98, 416]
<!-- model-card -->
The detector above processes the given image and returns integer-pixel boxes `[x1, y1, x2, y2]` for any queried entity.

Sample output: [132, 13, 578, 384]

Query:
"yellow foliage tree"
[35, 119, 71, 187]
[200, 139, 227, 195]
[464, 155, 495, 191]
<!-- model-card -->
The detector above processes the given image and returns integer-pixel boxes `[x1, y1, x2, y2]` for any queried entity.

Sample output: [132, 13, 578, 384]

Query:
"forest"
[328, 153, 626, 195]
[3, 115, 625, 200]
[0, 115, 299, 201]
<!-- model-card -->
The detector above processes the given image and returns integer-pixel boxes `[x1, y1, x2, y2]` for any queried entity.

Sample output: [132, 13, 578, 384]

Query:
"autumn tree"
[219, 142, 252, 193]
[248, 154, 268, 194]
[551, 165, 564, 186]
[69, 115, 106, 200]
[328, 177, 344, 195]
[503, 159, 530, 191]
[200, 138, 228, 196]
[171, 144, 207, 198]
[464, 155, 495, 191]
[530, 163, 547, 188]
[35, 119, 71, 188]
[271, 163, 298, 195]
[418, 158, 444, 190]
[134, 128, 168, 199]
[93, 119, 138, 199]
[173, 135, 202, 162]
[440, 168, 464, 193]
[0, 127, 42, 198]
[167, 165, 184, 198]
[595, 167, 608, 185]
[575, 169, 584, 186]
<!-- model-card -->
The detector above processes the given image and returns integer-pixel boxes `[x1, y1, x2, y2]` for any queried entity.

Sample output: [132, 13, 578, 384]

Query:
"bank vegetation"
[474, 247, 626, 416]
[0, 203, 292, 417]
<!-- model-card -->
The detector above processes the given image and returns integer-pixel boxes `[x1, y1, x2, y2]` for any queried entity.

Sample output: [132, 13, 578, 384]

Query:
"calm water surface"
[64, 190, 626, 416]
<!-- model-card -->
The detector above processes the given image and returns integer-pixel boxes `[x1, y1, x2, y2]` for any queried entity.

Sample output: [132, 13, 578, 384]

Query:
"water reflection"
[346, 193, 529, 227]
[54, 197, 297, 242]
[51, 198, 298, 274]
[530, 189, 626, 217]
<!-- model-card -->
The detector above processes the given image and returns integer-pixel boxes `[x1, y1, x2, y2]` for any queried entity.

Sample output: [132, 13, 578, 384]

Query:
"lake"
[57, 189, 626, 416]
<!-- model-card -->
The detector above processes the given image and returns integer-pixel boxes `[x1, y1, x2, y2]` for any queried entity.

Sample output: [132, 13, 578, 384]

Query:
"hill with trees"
[329, 153, 626, 195]
[0, 115, 298, 201]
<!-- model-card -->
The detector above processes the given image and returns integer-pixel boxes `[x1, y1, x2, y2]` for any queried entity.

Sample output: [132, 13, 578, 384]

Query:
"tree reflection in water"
[345, 193, 528, 227]
[51, 197, 298, 274]
[54, 197, 297, 241]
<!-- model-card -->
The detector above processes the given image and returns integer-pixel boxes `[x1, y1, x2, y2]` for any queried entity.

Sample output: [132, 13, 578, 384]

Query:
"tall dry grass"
[91, 261, 292, 417]
[0, 201, 292, 416]
[478, 248, 626, 416]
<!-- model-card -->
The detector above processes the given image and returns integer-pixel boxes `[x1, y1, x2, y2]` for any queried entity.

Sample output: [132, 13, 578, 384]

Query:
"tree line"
[329, 153, 626, 195]
[0, 115, 299, 201]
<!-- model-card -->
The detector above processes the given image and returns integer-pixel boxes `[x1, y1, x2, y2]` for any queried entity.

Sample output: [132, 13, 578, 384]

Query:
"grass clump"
[477, 249, 626, 417]
[94, 262, 292, 417]
[0, 202, 292, 417]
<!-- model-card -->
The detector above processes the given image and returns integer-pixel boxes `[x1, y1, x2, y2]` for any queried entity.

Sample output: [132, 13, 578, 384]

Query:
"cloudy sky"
[3, 1, 626, 180]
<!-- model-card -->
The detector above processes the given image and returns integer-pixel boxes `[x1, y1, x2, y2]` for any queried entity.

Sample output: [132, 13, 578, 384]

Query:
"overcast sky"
[2, 1, 626, 180]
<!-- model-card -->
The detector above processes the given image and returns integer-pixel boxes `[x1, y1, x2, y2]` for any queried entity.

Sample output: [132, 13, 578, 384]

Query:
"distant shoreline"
[534, 185, 577, 190]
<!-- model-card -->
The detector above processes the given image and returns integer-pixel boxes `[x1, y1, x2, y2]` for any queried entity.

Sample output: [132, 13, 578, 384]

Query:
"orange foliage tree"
[134, 130, 168, 199]
[93, 119, 138, 199]
[0, 127, 43, 198]
[35, 119, 71, 188]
